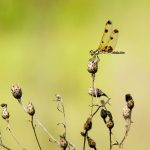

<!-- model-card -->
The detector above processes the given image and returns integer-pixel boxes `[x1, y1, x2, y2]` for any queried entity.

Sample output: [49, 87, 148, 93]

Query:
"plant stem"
[92, 105, 101, 118]
[83, 131, 87, 150]
[61, 101, 67, 137]
[35, 117, 59, 145]
[18, 98, 59, 146]
[7, 122, 25, 149]
[90, 74, 95, 115]
[31, 116, 42, 150]
[109, 129, 112, 150]
[0, 144, 11, 150]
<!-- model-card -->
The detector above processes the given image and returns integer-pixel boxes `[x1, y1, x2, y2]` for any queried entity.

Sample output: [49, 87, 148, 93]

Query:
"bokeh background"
[0, 0, 149, 149]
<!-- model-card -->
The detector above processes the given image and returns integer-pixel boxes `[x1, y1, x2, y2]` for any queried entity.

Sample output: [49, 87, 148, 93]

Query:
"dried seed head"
[127, 100, 134, 110]
[107, 111, 113, 120]
[123, 106, 131, 120]
[55, 93, 62, 101]
[125, 94, 133, 102]
[27, 102, 35, 116]
[2, 107, 9, 120]
[84, 117, 92, 131]
[80, 131, 86, 137]
[100, 109, 107, 122]
[1, 103, 7, 108]
[59, 135, 68, 149]
[11, 84, 22, 100]
[87, 136, 96, 149]
[88, 87, 108, 98]
[87, 57, 99, 74]
[106, 119, 114, 130]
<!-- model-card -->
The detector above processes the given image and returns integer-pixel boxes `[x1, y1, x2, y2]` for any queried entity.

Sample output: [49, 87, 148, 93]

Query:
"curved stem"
[31, 116, 42, 150]
[7, 122, 24, 149]
[0, 144, 11, 150]
[35, 117, 59, 145]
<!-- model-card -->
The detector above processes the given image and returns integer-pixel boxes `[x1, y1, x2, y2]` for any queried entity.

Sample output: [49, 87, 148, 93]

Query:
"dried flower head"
[87, 136, 96, 149]
[84, 117, 92, 131]
[59, 135, 68, 149]
[1, 106, 9, 120]
[100, 108, 107, 123]
[1, 103, 7, 108]
[127, 100, 134, 110]
[88, 87, 108, 98]
[123, 106, 131, 120]
[80, 131, 85, 137]
[87, 56, 99, 74]
[125, 94, 133, 102]
[107, 111, 113, 120]
[27, 102, 35, 116]
[11, 84, 22, 100]
[55, 93, 62, 101]
[106, 119, 114, 130]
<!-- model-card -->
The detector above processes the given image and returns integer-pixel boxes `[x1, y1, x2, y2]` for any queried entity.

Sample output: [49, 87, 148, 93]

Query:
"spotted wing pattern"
[98, 20, 113, 52]
[98, 20, 119, 54]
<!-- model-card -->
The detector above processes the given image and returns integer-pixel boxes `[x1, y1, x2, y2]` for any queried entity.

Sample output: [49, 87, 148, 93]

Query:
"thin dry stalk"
[31, 116, 42, 150]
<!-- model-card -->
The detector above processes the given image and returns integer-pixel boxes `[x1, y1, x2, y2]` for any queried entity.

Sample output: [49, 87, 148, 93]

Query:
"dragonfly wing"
[104, 29, 119, 53]
[98, 20, 113, 51]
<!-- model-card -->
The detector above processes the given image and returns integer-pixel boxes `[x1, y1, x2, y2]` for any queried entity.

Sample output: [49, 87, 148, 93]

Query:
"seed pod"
[1, 103, 7, 108]
[11, 85, 22, 100]
[2, 107, 9, 120]
[127, 100, 134, 110]
[80, 131, 86, 137]
[123, 106, 131, 120]
[100, 109, 107, 123]
[27, 102, 35, 116]
[87, 136, 96, 149]
[125, 94, 133, 102]
[55, 93, 62, 101]
[84, 117, 92, 131]
[60, 135, 68, 149]
[87, 57, 99, 74]
[88, 87, 108, 98]
[107, 111, 113, 120]
[106, 119, 114, 130]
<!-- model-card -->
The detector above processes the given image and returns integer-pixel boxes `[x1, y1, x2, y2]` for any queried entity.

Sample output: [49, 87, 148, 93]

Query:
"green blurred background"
[0, 0, 149, 149]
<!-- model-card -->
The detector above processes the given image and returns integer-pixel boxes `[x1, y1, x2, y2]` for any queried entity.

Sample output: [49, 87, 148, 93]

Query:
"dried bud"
[60, 135, 68, 149]
[88, 87, 108, 98]
[2, 107, 9, 120]
[123, 106, 131, 120]
[107, 111, 113, 120]
[127, 100, 134, 110]
[1, 103, 7, 108]
[84, 117, 92, 131]
[55, 93, 62, 101]
[80, 131, 86, 137]
[87, 136, 96, 149]
[27, 102, 35, 116]
[106, 119, 114, 130]
[87, 57, 99, 74]
[125, 94, 133, 102]
[11, 85, 22, 100]
[100, 109, 107, 123]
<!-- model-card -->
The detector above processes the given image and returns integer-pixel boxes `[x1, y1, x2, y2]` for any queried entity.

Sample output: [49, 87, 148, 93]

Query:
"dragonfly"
[90, 20, 120, 55]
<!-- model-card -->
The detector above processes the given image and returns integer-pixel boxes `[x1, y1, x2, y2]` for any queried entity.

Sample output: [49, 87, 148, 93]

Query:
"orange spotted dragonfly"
[90, 20, 124, 55]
